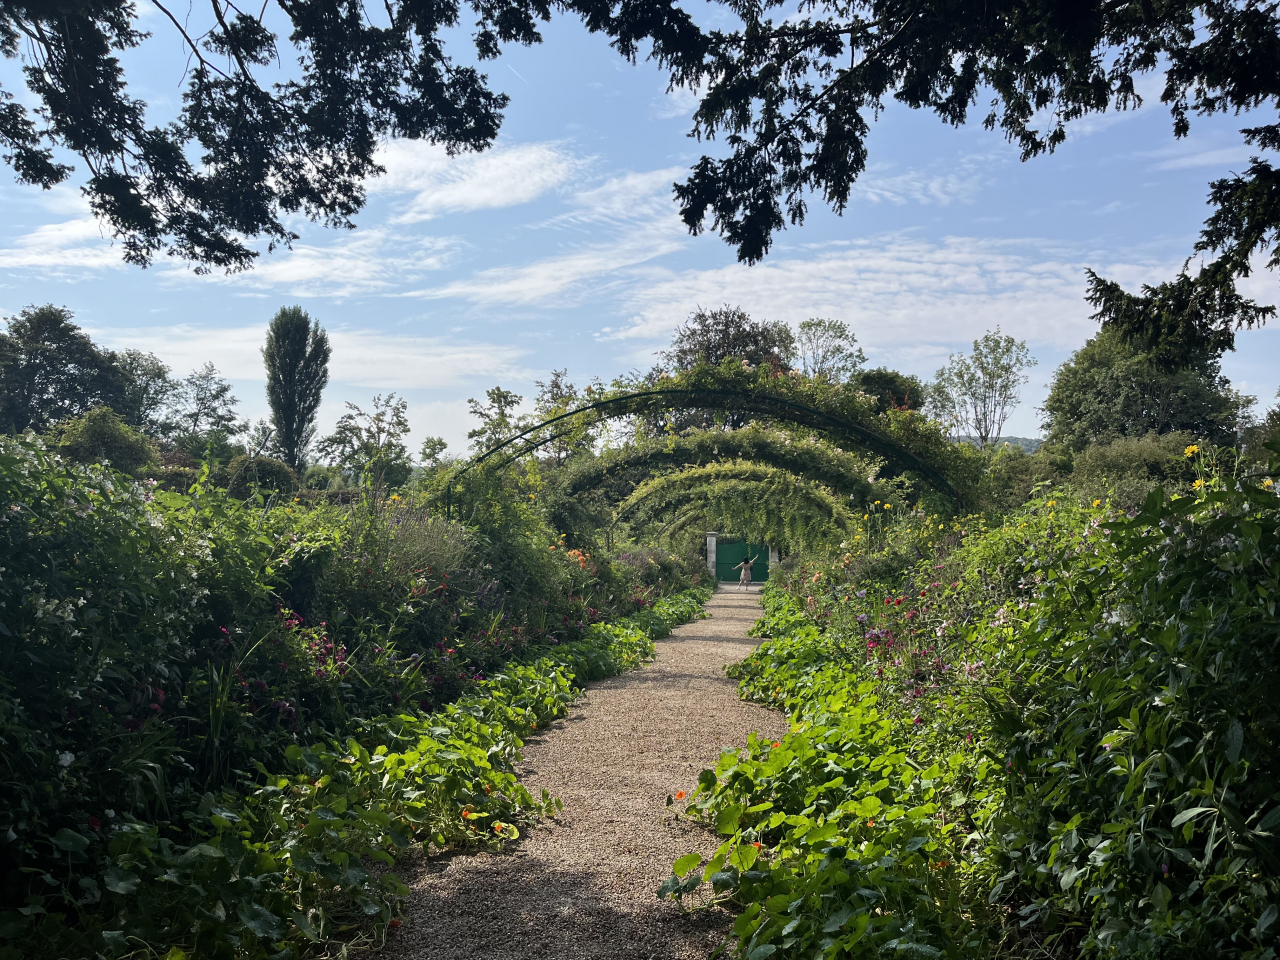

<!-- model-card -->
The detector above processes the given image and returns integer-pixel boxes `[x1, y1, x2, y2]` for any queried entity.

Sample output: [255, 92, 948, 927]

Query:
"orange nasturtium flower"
[674, 790, 687, 801]
[771, 741, 782, 748]
[752, 842, 762, 851]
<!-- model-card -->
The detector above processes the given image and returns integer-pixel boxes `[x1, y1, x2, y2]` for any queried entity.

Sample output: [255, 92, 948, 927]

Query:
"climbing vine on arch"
[618, 462, 861, 552]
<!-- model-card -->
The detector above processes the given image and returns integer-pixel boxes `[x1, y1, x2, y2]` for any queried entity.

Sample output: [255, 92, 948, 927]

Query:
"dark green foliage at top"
[1042, 328, 1250, 451]
[6, 0, 1280, 357]
[1085, 269, 1274, 372]
[262, 306, 330, 471]
[0, 305, 126, 433]
[0, 0, 527, 271]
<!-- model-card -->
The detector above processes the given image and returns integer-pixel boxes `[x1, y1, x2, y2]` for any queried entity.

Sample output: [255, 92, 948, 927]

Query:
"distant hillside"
[958, 436, 1043, 453]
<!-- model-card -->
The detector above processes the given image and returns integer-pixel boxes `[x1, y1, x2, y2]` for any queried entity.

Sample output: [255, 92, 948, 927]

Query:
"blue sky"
[2, 12, 1278, 453]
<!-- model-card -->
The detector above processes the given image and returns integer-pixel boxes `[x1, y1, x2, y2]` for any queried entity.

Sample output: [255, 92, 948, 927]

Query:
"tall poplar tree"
[262, 307, 331, 471]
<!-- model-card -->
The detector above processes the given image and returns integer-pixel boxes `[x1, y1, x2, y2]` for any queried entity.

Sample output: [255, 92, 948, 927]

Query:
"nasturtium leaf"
[822, 906, 854, 933]
[52, 828, 89, 852]
[674, 853, 703, 878]
[103, 866, 140, 895]
[715, 804, 744, 835]
[291, 910, 320, 941]
[236, 900, 284, 939]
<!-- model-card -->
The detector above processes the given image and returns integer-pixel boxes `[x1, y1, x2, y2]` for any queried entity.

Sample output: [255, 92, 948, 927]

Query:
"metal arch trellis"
[442, 386, 957, 518]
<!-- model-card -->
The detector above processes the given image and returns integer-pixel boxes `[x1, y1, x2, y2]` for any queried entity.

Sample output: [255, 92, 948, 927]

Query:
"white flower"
[57, 751, 75, 767]
[105, 809, 116, 818]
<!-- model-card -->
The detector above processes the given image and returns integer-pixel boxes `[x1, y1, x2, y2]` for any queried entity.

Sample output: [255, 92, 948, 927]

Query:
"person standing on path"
[734, 554, 758, 590]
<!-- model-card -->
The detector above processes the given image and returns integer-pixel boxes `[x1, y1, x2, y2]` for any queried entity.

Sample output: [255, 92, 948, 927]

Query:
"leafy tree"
[318, 393, 413, 488]
[112, 349, 179, 433]
[796, 318, 865, 382]
[854, 367, 925, 414]
[660, 306, 796, 372]
[51, 406, 157, 475]
[530, 369, 604, 465]
[262, 306, 331, 471]
[1245, 387, 1280, 452]
[419, 436, 450, 466]
[929, 329, 1036, 447]
[0, 304, 126, 432]
[467, 386, 523, 453]
[169, 363, 243, 442]
[1041, 327, 1250, 451]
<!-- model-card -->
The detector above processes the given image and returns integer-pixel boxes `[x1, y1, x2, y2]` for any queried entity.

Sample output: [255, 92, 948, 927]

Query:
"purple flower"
[856, 590, 866, 599]
[857, 614, 868, 623]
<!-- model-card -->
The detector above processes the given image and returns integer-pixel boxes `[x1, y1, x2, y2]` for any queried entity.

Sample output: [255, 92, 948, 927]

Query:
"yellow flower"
[863, 514, 869, 520]
[1184, 444, 1200, 458]
[1093, 499, 1102, 508]
[1264, 478, 1276, 489]
[1046, 500, 1056, 508]
[884, 503, 892, 510]
[1193, 478, 1205, 489]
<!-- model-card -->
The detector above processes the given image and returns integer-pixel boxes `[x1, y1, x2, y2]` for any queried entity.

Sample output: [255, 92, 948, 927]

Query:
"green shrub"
[0, 434, 710, 958]
[48, 406, 157, 474]
[667, 452, 1280, 959]
[227, 454, 299, 498]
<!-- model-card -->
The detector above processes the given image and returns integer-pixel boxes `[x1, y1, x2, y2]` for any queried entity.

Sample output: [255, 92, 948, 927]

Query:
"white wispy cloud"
[850, 160, 987, 206]
[605, 234, 1180, 358]
[0, 216, 123, 273]
[181, 228, 460, 298]
[1152, 145, 1252, 171]
[372, 140, 588, 223]
[414, 223, 686, 305]
[94, 324, 530, 389]
[412, 167, 690, 304]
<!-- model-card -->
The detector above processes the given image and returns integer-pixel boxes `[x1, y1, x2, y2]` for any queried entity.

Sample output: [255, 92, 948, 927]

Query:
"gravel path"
[388, 584, 786, 960]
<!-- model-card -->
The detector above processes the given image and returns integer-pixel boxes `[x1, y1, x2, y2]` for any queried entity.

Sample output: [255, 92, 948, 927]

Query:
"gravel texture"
[387, 584, 786, 960]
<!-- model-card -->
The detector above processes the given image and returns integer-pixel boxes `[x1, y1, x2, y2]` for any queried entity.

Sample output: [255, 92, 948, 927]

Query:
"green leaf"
[674, 853, 703, 878]
[1171, 807, 1216, 828]
[1226, 720, 1244, 765]
[236, 900, 284, 939]
[291, 910, 320, 941]
[747, 946, 777, 959]
[715, 803, 744, 835]
[1258, 807, 1280, 832]
[52, 828, 89, 852]
[822, 906, 854, 933]
[1256, 904, 1277, 937]
[103, 866, 140, 895]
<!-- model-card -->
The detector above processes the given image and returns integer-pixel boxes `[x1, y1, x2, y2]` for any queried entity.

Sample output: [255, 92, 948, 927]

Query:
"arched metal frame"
[444, 386, 956, 517]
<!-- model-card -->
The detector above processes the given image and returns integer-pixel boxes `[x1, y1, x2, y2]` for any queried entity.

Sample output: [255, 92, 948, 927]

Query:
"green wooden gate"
[715, 540, 769, 582]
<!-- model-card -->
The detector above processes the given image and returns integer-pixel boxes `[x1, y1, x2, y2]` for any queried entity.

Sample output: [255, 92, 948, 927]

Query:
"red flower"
[87, 817, 101, 832]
